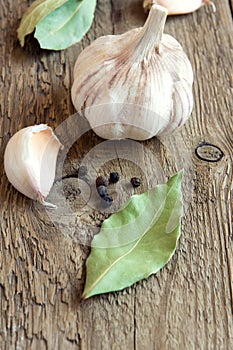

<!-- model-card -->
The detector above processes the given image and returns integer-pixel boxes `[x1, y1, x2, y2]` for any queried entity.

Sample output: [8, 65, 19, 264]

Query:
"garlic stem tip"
[43, 201, 57, 209]
[151, 4, 168, 16]
[209, 1, 216, 13]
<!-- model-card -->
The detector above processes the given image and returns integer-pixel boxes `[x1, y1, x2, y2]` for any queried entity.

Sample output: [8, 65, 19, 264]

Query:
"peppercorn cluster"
[96, 172, 120, 205]
[78, 166, 142, 206]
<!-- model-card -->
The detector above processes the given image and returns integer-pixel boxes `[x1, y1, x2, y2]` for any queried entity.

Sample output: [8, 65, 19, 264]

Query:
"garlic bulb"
[4, 124, 62, 206]
[71, 5, 193, 141]
[143, 0, 216, 15]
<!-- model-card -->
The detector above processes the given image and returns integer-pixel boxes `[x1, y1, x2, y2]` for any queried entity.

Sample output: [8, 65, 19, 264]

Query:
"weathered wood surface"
[0, 1, 232, 349]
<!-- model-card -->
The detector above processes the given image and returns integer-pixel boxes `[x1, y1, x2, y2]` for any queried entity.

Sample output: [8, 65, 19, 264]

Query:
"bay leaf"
[82, 171, 183, 299]
[18, 0, 68, 47]
[34, 0, 97, 50]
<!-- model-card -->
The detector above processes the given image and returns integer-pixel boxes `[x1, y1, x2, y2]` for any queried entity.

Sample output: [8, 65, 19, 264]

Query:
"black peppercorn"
[78, 166, 87, 177]
[102, 194, 113, 203]
[97, 185, 108, 198]
[101, 195, 113, 208]
[96, 176, 109, 187]
[109, 172, 120, 184]
[130, 177, 141, 188]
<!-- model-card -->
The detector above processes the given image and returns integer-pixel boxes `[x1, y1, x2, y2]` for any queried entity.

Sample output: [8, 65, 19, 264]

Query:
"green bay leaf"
[34, 0, 97, 50]
[82, 171, 183, 299]
[18, 0, 68, 46]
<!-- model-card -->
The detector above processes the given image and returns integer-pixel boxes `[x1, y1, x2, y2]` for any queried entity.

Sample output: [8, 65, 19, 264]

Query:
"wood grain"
[0, 0, 232, 349]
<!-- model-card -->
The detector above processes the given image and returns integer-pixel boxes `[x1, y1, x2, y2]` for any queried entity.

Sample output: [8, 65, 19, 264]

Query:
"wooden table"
[0, 1, 232, 349]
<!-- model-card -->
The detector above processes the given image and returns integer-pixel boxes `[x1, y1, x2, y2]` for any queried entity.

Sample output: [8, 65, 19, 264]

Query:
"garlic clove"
[71, 5, 193, 141]
[160, 79, 194, 135]
[143, 0, 216, 15]
[4, 124, 63, 205]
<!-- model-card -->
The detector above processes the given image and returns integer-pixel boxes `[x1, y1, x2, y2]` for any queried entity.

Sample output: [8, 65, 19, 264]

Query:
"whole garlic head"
[4, 124, 62, 206]
[71, 5, 193, 141]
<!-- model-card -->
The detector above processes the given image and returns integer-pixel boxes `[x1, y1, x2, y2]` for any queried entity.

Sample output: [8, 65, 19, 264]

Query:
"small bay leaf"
[18, 0, 68, 46]
[82, 171, 183, 299]
[34, 0, 97, 50]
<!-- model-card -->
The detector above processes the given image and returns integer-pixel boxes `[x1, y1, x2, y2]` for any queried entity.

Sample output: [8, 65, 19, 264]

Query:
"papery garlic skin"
[4, 124, 62, 204]
[71, 5, 193, 141]
[143, 0, 215, 15]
